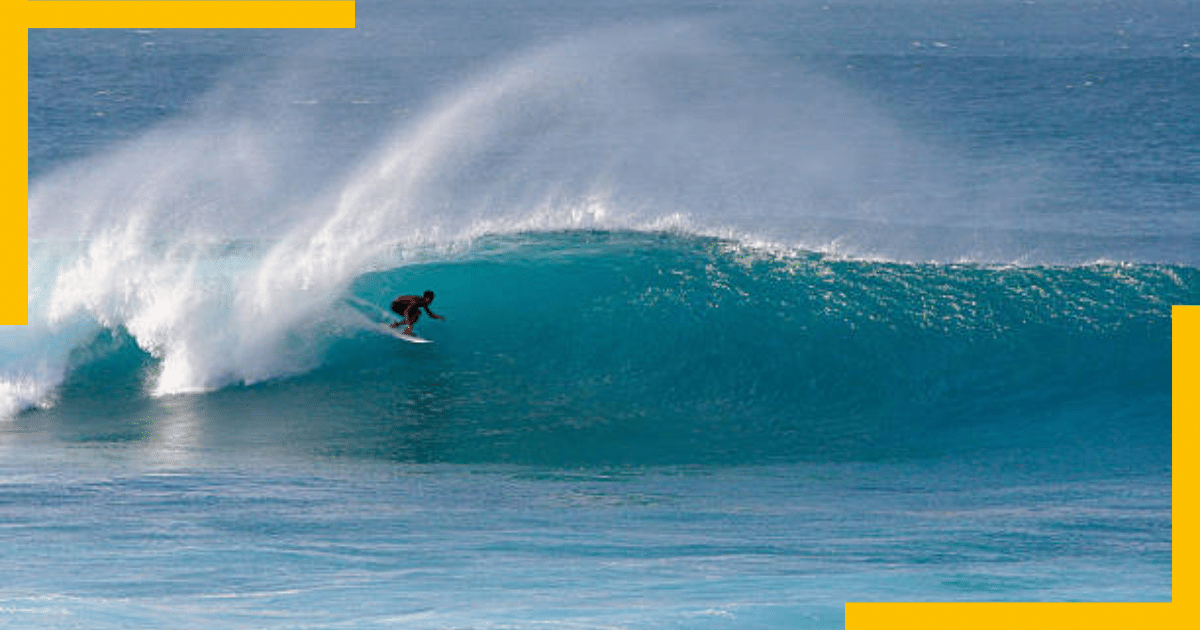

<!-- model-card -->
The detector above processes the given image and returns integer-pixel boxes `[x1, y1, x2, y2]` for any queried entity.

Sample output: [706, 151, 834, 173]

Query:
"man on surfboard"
[390, 291, 445, 336]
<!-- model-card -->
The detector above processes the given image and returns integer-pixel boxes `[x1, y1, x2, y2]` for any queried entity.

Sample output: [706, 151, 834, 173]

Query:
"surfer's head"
[423, 290, 435, 301]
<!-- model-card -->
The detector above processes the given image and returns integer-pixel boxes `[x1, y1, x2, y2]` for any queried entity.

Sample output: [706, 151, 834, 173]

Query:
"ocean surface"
[5, 1, 1198, 627]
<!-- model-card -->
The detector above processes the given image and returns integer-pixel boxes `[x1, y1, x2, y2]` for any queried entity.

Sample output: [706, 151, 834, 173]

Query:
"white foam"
[17, 23, 1045, 401]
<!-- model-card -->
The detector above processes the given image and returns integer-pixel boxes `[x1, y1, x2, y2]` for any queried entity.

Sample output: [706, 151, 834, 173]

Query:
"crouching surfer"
[390, 290, 445, 336]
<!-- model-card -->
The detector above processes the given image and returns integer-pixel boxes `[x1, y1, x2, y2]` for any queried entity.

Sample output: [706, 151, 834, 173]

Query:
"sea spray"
[11, 23, 1181, 413]
[237, 22, 957, 369]
[6, 8, 1190, 625]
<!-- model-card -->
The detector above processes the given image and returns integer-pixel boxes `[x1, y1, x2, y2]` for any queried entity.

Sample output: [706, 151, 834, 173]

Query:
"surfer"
[389, 291, 445, 336]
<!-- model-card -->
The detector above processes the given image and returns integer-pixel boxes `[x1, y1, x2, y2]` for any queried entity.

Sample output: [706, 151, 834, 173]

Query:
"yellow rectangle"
[2, 27, 27, 324]
[24, 1, 356, 29]
[846, 602, 1180, 629]
[1175, 305, 1197, 603]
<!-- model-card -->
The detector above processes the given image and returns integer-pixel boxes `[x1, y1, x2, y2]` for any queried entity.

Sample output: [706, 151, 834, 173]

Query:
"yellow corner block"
[848, 305, 1196, 628]
[4, 1, 355, 324]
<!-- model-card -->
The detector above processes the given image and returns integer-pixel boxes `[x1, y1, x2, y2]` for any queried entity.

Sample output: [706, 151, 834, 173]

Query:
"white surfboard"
[379, 324, 434, 344]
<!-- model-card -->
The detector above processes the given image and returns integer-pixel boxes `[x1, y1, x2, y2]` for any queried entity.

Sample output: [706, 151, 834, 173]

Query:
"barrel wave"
[12, 231, 1191, 468]
[9, 19, 1193, 471]
[10, 5, 1193, 622]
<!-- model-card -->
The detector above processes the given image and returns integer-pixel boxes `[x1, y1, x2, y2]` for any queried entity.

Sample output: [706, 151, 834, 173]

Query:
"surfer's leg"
[402, 310, 420, 335]
[390, 301, 407, 327]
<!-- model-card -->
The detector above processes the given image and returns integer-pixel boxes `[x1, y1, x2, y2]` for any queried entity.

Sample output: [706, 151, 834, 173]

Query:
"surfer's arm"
[423, 306, 445, 320]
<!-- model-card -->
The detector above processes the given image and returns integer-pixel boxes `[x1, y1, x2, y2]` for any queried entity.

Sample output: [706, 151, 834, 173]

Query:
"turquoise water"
[0, 455, 1171, 629]
[16, 232, 1188, 466]
[6, 0, 1197, 626]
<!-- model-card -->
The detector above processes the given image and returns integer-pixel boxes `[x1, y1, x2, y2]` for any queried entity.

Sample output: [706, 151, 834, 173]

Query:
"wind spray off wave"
[12, 24, 1196, 419]
[9, 8, 1192, 625]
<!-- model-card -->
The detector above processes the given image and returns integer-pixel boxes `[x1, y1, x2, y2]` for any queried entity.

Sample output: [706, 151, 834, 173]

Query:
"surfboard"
[343, 298, 434, 344]
[379, 324, 434, 344]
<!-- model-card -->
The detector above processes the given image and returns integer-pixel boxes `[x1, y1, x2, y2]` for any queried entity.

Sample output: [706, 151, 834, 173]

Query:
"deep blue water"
[5, 1, 1197, 627]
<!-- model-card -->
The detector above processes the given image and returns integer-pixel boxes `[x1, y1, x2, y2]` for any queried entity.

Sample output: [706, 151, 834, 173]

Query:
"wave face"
[13, 17, 1197, 469]
[9, 6, 1188, 624]
[10, 232, 1192, 467]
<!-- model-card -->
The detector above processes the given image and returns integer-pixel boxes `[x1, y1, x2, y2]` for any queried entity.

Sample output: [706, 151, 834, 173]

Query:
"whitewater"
[4, 1, 1197, 627]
